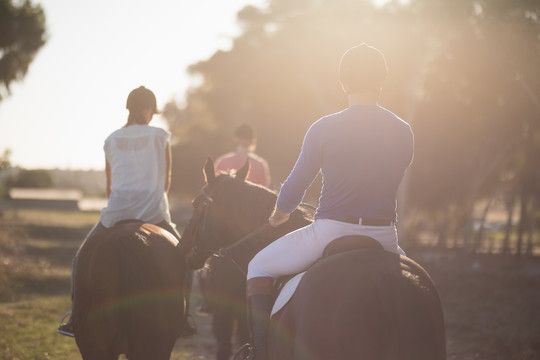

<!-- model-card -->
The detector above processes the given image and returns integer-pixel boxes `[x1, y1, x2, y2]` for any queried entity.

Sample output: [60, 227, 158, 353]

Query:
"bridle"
[216, 222, 272, 257]
[189, 185, 214, 255]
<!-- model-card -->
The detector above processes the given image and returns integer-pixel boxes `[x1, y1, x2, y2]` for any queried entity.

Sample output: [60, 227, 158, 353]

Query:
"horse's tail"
[115, 225, 160, 327]
[114, 224, 184, 355]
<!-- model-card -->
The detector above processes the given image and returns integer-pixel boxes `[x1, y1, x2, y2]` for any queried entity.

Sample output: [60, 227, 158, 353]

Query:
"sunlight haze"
[0, 0, 265, 170]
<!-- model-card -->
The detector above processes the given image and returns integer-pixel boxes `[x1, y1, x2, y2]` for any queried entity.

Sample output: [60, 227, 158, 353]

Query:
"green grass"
[2, 208, 100, 227]
[0, 209, 91, 359]
[0, 295, 203, 360]
[0, 294, 213, 360]
[0, 209, 92, 302]
[0, 296, 81, 359]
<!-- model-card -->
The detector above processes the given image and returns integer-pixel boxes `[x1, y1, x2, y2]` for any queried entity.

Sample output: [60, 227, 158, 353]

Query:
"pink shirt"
[215, 151, 271, 187]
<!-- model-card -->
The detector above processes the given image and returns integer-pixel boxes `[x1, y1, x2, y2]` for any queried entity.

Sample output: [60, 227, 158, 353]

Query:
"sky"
[0, 0, 265, 170]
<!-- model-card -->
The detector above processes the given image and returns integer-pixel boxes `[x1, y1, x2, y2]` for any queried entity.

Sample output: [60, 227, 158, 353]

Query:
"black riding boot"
[245, 275, 274, 360]
[248, 294, 273, 360]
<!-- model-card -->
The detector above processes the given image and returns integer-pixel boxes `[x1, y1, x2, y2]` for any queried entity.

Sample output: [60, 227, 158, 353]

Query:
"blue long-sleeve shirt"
[276, 105, 414, 222]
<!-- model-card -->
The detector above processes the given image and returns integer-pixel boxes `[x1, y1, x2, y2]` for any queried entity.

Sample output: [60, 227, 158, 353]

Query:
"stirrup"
[57, 310, 74, 337]
[232, 343, 254, 360]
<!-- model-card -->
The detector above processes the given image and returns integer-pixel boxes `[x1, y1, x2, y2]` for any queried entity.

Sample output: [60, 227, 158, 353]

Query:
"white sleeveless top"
[100, 124, 172, 228]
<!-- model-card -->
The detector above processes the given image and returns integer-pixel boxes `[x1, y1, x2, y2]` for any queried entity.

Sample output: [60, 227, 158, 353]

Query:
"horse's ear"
[204, 157, 216, 184]
[236, 158, 250, 181]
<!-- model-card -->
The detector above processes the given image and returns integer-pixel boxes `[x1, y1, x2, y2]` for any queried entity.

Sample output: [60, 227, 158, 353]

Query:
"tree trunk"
[502, 192, 516, 255]
[437, 211, 449, 249]
[461, 196, 478, 253]
[516, 192, 529, 259]
[525, 195, 537, 256]
[473, 198, 494, 254]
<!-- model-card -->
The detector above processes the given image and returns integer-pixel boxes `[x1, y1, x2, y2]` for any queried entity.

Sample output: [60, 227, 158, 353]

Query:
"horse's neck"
[232, 191, 311, 251]
[232, 208, 311, 273]
[262, 209, 311, 244]
[290, 209, 313, 228]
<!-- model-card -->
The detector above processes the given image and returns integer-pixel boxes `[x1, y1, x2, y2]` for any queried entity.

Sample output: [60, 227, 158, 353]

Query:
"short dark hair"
[234, 124, 255, 142]
[126, 86, 159, 114]
[339, 44, 388, 94]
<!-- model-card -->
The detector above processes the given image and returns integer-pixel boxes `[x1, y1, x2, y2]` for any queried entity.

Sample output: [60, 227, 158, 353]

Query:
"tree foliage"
[0, 148, 11, 170]
[0, 0, 46, 101]
[164, 0, 540, 253]
[7, 169, 53, 188]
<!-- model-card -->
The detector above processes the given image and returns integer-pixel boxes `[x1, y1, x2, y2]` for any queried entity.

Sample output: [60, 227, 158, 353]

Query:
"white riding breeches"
[247, 218, 404, 280]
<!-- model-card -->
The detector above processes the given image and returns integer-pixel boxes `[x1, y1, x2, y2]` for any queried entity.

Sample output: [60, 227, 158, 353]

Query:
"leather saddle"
[322, 235, 383, 257]
[272, 235, 383, 315]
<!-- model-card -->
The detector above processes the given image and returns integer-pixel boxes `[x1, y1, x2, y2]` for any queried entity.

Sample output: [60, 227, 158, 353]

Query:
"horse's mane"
[210, 173, 312, 236]
[212, 174, 277, 228]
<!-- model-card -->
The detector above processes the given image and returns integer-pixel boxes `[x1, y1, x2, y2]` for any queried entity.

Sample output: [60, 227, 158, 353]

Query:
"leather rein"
[190, 184, 315, 274]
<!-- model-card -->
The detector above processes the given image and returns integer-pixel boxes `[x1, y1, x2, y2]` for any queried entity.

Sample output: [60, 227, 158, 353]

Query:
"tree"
[408, 0, 540, 252]
[164, 0, 426, 193]
[0, 148, 11, 170]
[0, 0, 46, 101]
[8, 169, 53, 188]
[163, 0, 540, 254]
[0, 148, 12, 200]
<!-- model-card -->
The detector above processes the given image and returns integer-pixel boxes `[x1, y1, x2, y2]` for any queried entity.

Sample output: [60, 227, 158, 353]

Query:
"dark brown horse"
[72, 222, 185, 360]
[183, 158, 446, 360]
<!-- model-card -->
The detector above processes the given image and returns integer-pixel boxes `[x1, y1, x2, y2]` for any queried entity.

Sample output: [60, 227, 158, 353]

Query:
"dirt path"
[171, 279, 218, 360]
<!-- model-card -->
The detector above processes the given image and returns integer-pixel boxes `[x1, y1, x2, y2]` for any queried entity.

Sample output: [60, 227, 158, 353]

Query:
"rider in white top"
[58, 86, 183, 337]
[101, 124, 172, 228]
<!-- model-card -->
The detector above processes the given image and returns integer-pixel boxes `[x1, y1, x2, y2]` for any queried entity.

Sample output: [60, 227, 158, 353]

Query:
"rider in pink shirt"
[196, 124, 271, 317]
[215, 124, 271, 187]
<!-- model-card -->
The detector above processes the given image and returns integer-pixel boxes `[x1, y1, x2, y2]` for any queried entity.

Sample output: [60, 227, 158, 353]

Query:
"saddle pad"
[271, 271, 306, 316]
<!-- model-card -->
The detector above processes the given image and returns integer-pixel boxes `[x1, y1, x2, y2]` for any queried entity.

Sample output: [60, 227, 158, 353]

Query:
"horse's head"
[184, 157, 313, 271]
[184, 157, 265, 269]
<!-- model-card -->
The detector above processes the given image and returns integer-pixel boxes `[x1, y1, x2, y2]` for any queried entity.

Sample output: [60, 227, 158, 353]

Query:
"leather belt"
[328, 216, 393, 226]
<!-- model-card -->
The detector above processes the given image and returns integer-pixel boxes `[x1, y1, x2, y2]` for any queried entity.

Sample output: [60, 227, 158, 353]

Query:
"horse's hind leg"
[213, 307, 235, 360]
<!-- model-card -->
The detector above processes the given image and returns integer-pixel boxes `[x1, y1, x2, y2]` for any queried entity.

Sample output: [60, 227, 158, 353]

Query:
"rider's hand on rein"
[268, 207, 291, 227]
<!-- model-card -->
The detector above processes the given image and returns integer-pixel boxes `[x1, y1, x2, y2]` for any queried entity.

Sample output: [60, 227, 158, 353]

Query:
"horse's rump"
[73, 222, 185, 359]
[270, 249, 446, 360]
